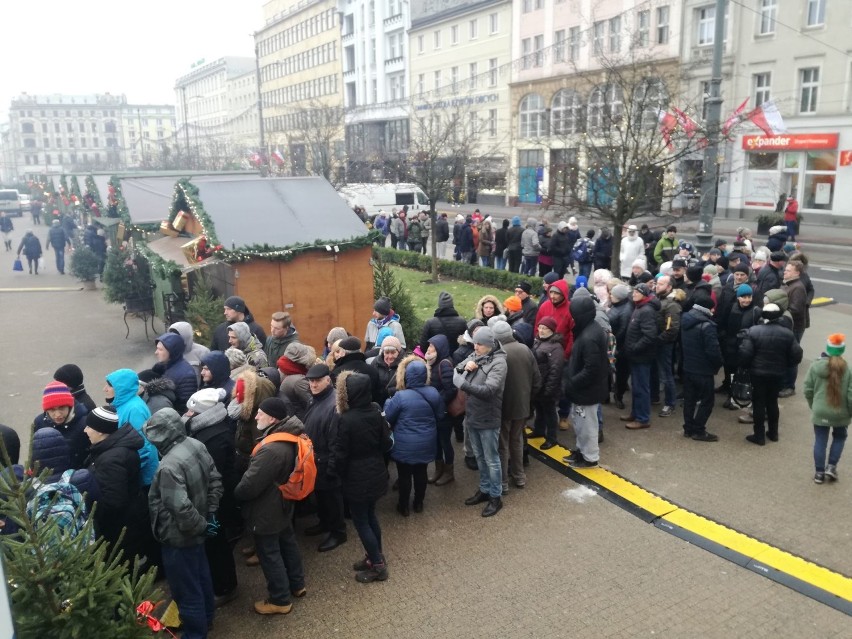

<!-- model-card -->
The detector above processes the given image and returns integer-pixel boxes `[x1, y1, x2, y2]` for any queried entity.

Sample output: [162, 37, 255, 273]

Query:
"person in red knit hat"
[32, 381, 90, 469]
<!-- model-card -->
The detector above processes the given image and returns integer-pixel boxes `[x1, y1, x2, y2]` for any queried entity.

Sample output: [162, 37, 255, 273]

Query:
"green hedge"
[373, 247, 543, 292]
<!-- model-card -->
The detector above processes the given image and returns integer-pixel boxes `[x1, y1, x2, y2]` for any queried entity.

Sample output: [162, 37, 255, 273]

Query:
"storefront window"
[806, 150, 836, 171]
[749, 152, 778, 170]
[803, 174, 834, 210]
[783, 154, 799, 169]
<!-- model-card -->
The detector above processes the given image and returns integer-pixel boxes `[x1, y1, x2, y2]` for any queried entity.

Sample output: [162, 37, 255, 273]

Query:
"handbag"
[731, 368, 753, 408]
[13, 258, 23, 272]
[447, 389, 467, 417]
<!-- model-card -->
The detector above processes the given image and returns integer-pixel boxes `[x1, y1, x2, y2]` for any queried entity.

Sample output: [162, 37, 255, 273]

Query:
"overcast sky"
[0, 0, 266, 113]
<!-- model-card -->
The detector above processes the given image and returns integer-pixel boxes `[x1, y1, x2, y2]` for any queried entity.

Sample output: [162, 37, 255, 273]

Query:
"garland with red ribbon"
[136, 601, 178, 637]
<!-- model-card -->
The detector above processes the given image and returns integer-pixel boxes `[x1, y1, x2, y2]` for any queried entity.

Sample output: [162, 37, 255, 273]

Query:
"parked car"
[18, 194, 32, 215]
[0, 189, 22, 217]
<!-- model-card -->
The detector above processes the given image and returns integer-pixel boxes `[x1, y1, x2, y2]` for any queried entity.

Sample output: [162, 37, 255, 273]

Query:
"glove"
[205, 513, 220, 538]
[452, 370, 466, 389]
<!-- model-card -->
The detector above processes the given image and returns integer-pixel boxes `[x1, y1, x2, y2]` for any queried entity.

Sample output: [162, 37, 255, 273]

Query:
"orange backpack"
[251, 432, 317, 501]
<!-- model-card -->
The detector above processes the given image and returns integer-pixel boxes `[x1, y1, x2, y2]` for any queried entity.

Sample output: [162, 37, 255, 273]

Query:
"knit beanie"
[686, 264, 705, 283]
[438, 291, 454, 309]
[503, 295, 522, 313]
[224, 347, 248, 368]
[374, 296, 392, 316]
[224, 296, 246, 313]
[575, 275, 588, 289]
[634, 283, 651, 298]
[187, 388, 225, 414]
[339, 336, 362, 351]
[258, 397, 290, 421]
[86, 405, 120, 435]
[53, 364, 84, 390]
[491, 320, 514, 344]
[632, 258, 647, 270]
[736, 284, 753, 297]
[284, 341, 317, 367]
[611, 283, 630, 301]
[137, 369, 160, 384]
[42, 382, 74, 411]
[761, 303, 783, 321]
[515, 281, 532, 294]
[543, 272, 560, 286]
[511, 215, 521, 226]
[381, 336, 402, 352]
[826, 333, 846, 357]
[326, 327, 348, 345]
[472, 327, 495, 346]
[538, 317, 558, 332]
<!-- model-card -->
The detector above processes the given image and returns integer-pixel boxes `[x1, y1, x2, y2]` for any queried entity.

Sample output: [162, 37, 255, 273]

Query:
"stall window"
[748, 152, 778, 170]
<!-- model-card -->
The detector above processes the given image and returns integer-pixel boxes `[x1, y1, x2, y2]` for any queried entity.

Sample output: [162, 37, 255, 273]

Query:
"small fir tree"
[372, 254, 421, 345]
[184, 274, 224, 346]
[102, 247, 152, 304]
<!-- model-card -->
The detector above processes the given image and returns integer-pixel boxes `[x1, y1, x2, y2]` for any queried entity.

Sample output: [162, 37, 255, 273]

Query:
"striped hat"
[826, 334, 846, 357]
[42, 382, 74, 411]
[86, 406, 120, 435]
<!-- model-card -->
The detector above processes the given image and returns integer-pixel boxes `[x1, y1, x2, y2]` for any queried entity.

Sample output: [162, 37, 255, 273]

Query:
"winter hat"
[761, 303, 783, 321]
[736, 284, 753, 297]
[375, 326, 394, 347]
[491, 320, 514, 344]
[306, 363, 331, 380]
[258, 397, 289, 421]
[627, 224, 638, 232]
[224, 296, 246, 313]
[753, 250, 769, 263]
[467, 318, 485, 334]
[538, 317, 558, 332]
[638, 272, 654, 284]
[515, 281, 532, 294]
[716, 256, 729, 270]
[326, 327, 348, 345]
[575, 275, 588, 289]
[53, 364, 84, 390]
[503, 295, 522, 313]
[527, 217, 538, 227]
[339, 336, 362, 352]
[511, 215, 521, 227]
[42, 382, 74, 411]
[381, 336, 402, 352]
[611, 284, 631, 301]
[455, 213, 465, 222]
[224, 347, 248, 368]
[714, 239, 727, 248]
[826, 334, 846, 357]
[703, 264, 718, 276]
[557, 221, 569, 231]
[86, 405, 120, 435]
[137, 369, 160, 384]
[672, 257, 687, 269]
[187, 388, 225, 414]
[732, 263, 750, 274]
[769, 250, 787, 262]
[632, 258, 647, 270]
[543, 272, 560, 286]
[412, 346, 426, 360]
[692, 292, 714, 311]
[679, 241, 694, 253]
[374, 296, 392, 316]
[436, 291, 455, 310]
[284, 342, 317, 368]
[258, 367, 282, 388]
[686, 264, 705, 283]
[708, 248, 722, 256]
[0, 424, 21, 466]
[634, 283, 651, 298]
[472, 326, 495, 346]
[486, 314, 507, 328]
[768, 225, 786, 236]
[727, 251, 747, 264]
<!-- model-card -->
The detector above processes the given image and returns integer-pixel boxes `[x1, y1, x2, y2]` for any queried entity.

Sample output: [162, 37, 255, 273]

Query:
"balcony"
[384, 13, 402, 27]
[344, 68, 356, 79]
[342, 31, 354, 44]
[384, 56, 403, 72]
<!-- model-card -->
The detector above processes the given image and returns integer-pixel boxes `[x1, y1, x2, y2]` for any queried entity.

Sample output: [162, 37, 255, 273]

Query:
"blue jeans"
[494, 255, 507, 270]
[161, 544, 214, 639]
[53, 247, 65, 273]
[522, 256, 538, 276]
[349, 499, 383, 564]
[578, 262, 592, 279]
[435, 418, 455, 464]
[630, 362, 652, 423]
[480, 255, 492, 267]
[467, 426, 502, 498]
[656, 343, 677, 407]
[814, 426, 847, 472]
[254, 528, 305, 606]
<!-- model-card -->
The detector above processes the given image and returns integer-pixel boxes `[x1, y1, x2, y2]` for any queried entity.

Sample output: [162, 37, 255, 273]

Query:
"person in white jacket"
[618, 225, 645, 279]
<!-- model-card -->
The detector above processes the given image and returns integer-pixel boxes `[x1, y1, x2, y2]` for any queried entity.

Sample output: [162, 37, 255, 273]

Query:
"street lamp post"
[254, 40, 266, 173]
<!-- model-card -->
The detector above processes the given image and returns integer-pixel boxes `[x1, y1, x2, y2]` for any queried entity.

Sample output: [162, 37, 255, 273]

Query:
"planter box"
[476, 193, 506, 207]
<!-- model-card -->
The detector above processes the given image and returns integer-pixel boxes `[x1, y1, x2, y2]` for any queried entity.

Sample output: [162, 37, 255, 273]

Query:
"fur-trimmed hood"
[474, 294, 504, 320]
[395, 354, 431, 391]
[143, 376, 177, 398]
[335, 370, 373, 414]
[233, 369, 277, 421]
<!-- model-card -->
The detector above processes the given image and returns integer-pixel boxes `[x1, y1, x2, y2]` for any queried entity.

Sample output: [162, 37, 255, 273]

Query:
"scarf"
[186, 402, 229, 435]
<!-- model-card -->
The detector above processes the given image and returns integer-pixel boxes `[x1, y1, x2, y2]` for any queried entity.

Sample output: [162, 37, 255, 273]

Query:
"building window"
[417, 34, 424, 54]
[434, 30, 441, 49]
[568, 26, 580, 61]
[806, 0, 825, 27]
[522, 38, 532, 69]
[754, 72, 771, 106]
[470, 19, 478, 40]
[21, 122, 34, 134]
[799, 67, 819, 113]
[451, 66, 459, 92]
[552, 89, 581, 135]
[417, 73, 425, 95]
[637, 10, 650, 47]
[469, 111, 478, 138]
[533, 34, 544, 66]
[522, 0, 532, 12]
[434, 70, 442, 95]
[469, 62, 478, 90]
[697, 6, 716, 45]
[489, 58, 498, 86]
[489, 109, 497, 136]
[519, 94, 544, 138]
[656, 6, 670, 44]
[758, 0, 777, 35]
[554, 29, 566, 62]
[54, 122, 60, 133]
[593, 21, 605, 55]
[451, 25, 459, 45]
[588, 86, 623, 131]
[609, 16, 621, 52]
[635, 78, 667, 129]
[489, 12, 498, 34]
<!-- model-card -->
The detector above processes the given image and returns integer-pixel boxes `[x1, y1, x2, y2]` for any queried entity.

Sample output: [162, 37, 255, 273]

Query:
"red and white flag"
[671, 106, 699, 138]
[745, 100, 786, 136]
[248, 151, 262, 167]
[272, 148, 285, 166]
[657, 108, 677, 151]
[721, 98, 749, 136]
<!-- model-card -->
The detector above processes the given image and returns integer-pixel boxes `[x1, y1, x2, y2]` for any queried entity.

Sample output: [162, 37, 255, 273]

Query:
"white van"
[0, 190, 22, 217]
[338, 183, 429, 220]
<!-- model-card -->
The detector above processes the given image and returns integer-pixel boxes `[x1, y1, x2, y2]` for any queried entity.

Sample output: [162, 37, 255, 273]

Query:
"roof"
[189, 176, 369, 248]
[145, 235, 217, 274]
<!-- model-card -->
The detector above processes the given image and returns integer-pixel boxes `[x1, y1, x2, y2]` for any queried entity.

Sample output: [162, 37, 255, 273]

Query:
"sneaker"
[691, 431, 719, 442]
[777, 388, 795, 398]
[625, 421, 650, 430]
[745, 434, 765, 446]
[659, 405, 676, 418]
[562, 450, 582, 463]
[254, 600, 292, 615]
[722, 398, 739, 411]
[825, 464, 838, 481]
[356, 563, 388, 583]
[814, 472, 825, 484]
[568, 456, 599, 469]
[738, 413, 754, 424]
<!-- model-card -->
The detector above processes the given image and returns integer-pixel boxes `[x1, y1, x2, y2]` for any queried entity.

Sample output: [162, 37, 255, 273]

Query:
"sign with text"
[742, 133, 839, 151]
[839, 150, 852, 166]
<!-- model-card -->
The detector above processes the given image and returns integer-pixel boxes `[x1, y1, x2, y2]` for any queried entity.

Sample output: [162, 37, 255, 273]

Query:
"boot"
[482, 497, 503, 517]
[355, 561, 388, 583]
[427, 460, 445, 484]
[435, 463, 454, 486]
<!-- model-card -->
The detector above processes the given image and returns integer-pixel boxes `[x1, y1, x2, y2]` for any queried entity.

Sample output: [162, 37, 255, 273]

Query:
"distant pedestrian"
[16, 230, 42, 274]
[804, 334, 852, 484]
[0, 212, 13, 251]
[45, 219, 71, 274]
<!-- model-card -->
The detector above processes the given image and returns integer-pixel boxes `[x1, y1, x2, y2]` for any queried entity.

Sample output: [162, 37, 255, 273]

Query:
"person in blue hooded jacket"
[105, 368, 159, 487]
[200, 351, 236, 404]
[384, 356, 444, 516]
[155, 332, 199, 414]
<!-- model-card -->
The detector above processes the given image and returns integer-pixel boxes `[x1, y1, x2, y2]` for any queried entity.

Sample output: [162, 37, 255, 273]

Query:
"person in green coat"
[804, 333, 852, 484]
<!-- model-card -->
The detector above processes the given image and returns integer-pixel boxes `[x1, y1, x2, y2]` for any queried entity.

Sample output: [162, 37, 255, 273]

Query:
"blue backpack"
[571, 238, 593, 263]
[27, 469, 93, 543]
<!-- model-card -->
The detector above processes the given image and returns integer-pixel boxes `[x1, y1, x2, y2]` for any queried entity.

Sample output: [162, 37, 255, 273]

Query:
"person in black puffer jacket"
[680, 298, 723, 441]
[607, 284, 633, 409]
[624, 284, 661, 429]
[719, 284, 760, 407]
[531, 317, 564, 448]
[329, 372, 393, 583]
[562, 295, 609, 467]
[738, 303, 804, 445]
[419, 291, 468, 352]
[200, 351, 236, 404]
[331, 337, 382, 405]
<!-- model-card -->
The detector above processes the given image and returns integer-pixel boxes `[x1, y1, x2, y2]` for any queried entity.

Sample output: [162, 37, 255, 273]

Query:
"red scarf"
[277, 356, 307, 376]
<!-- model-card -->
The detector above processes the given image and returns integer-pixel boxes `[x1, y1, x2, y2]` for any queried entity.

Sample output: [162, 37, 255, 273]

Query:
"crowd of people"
[2, 214, 851, 639]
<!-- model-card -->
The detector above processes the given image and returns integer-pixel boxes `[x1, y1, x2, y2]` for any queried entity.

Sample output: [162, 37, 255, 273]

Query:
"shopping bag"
[13, 258, 23, 272]
[37, 257, 45, 271]
[731, 369, 752, 408]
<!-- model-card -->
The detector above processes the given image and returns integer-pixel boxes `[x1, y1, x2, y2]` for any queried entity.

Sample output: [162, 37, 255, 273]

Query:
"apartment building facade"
[409, 0, 513, 202]
[255, 0, 345, 178]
